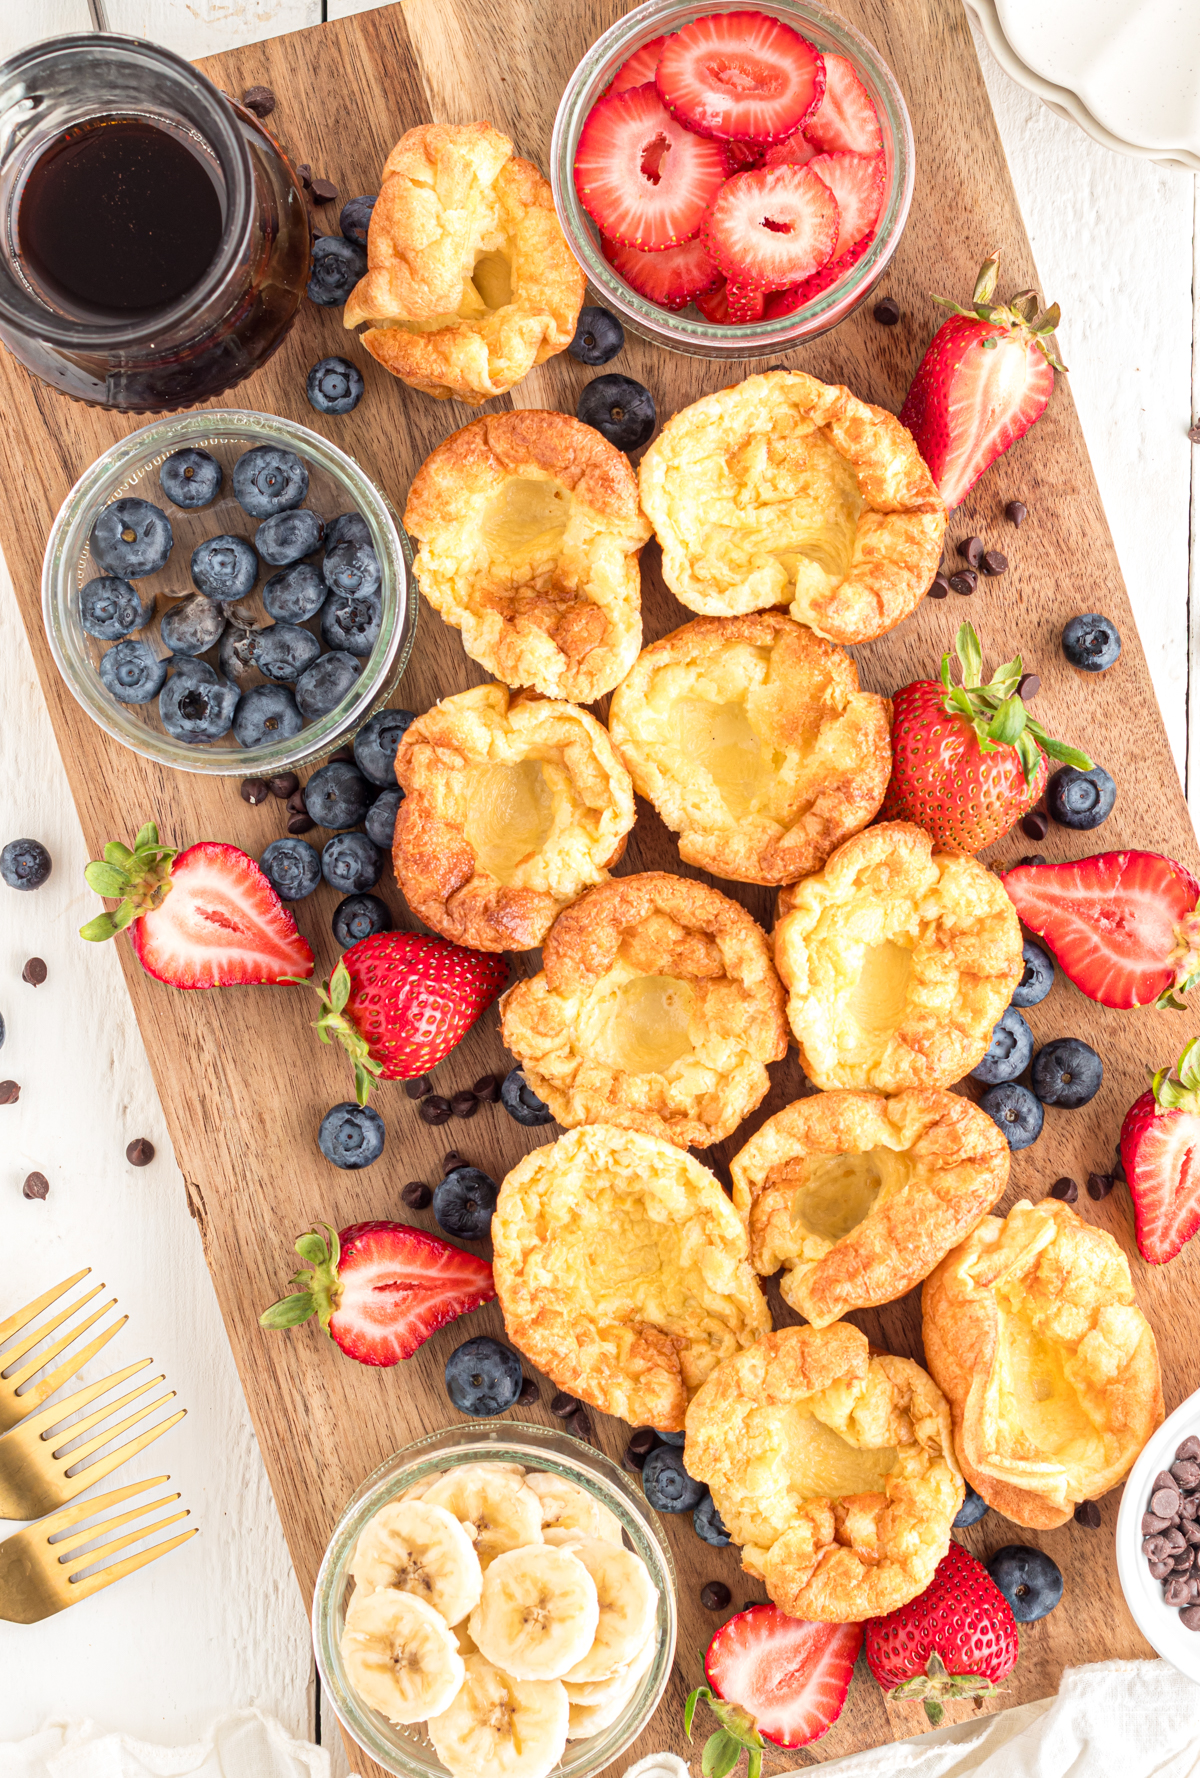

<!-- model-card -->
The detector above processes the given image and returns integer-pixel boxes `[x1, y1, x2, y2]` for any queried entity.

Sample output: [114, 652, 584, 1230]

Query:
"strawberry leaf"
[954, 623, 982, 689]
[1024, 723, 1093, 770]
[1015, 729, 1043, 782]
[85, 861, 131, 896]
[295, 1231, 330, 1266]
[987, 697, 1026, 747]
[972, 252, 1000, 303]
[104, 842, 134, 869]
[329, 958, 352, 1015]
[259, 1292, 316, 1329]
[684, 1685, 707, 1740]
[110, 901, 138, 932]
[79, 911, 118, 942]
[134, 822, 160, 851]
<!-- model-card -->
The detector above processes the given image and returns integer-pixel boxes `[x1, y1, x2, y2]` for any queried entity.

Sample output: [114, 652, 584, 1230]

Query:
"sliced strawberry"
[762, 231, 873, 316]
[260, 1220, 496, 1367]
[657, 11, 825, 142]
[602, 232, 721, 309]
[695, 277, 733, 323]
[701, 1605, 861, 1747]
[609, 34, 669, 94]
[1121, 1041, 1200, 1264]
[701, 162, 838, 290]
[722, 139, 771, 173]
[762, 132, 818, 169]
[804, 53, 882, 156]
[808, 151, 883, 257]
[574, 82, 726, 250]
[1002, 851, 1200, 1010]
[726, 280, 765, 321]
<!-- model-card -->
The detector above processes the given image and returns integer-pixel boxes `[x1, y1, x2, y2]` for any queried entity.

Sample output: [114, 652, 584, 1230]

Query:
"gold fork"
[0, 1268, 127, 1434]
[0, 1475, 195, 1622]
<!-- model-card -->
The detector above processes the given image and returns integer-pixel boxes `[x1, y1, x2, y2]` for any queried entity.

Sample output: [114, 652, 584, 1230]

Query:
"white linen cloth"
[0, 1712, 337, 1778]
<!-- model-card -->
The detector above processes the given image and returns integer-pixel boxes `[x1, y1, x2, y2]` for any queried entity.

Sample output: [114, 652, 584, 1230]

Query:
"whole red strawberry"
[303, 931, 507, 1101]
[1120, 1038, 1200, 1264]
[865, 1543, 1019, 1725]
[899, 252, 1066, 510]
[881, 622, 1090, 853]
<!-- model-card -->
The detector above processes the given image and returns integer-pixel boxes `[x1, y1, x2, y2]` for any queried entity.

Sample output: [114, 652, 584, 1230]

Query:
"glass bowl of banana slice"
[312, 1423, 678, 1778]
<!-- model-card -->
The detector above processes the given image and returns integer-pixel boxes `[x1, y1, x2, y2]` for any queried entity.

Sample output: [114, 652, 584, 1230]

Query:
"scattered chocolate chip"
[401, 1180, 432, 1209]
[623, 1443, 649, 1472]
[1017, 673, 1041, 701]
[741, 1601, 762, 1613]
[404, 1076, 433, 1099]
[958, 536, 984, 568]
[872, 296, 900, 325]
[310, 178, 338, 205]
[1050, 1176, 1078, 1203]
[418, 1095, 451, 1125]
[701, 1581, 732, 1610]
[241, 85, 276, 118]
[126, 1138, 155, 1167]
[1153, 1487, 1182, 1518]
[629, 1427, 658, 1455]
[1005, 500, 1027, 527]
[267, 771, 299, 799]
[472, 1074, 500, 1102]
[1181, 1605, 1200, 1630]
[295, 163, 312, 187]
[287, 813, 315, 835]
[22, 958, 47, 986]
[241, 777, 270, 805]
[1074, 1499, 1101, 1528]
[570, 1408, 594, 1441]
[1018, 854, 1047, 867]
[1021, 809, 1049, 840]
[928, 573, 951, 599]
[517, 1376, 539, 1406]
[1189, 423, 1200, 446]
[443, 1151, 464, 1171]
[23, 1171, 48, 1200]
[949, 571, 976, 596]
[550, 1391, 578, 1417]
[329, 745, 355, 765]
[1087, 1172, 1115, 1200]
[286, 787, 308, 814]
[982, 549, 1008, 576]
[0, 1081, 18, 1105]
[1178, 1437, 1200, 1462]
[450, 1090, 479, 1119]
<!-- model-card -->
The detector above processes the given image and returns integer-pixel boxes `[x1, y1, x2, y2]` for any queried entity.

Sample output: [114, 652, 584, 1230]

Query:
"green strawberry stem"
[1150, 1038, 1200, 1110]
[685, 1685, 764, 1778]
[940, 623, 1092, 784]
[259, 1223, 343, 1333]
[290, 957, 383, 1106]
[933, 251, 1067, 374]
[889, 1651, 1002, 1727]
[1160, 915, 1200, 1013]
[79, 821, 177, 942]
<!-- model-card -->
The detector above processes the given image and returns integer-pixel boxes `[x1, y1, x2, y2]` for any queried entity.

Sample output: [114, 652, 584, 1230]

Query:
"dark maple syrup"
[18, 117, 223, 317]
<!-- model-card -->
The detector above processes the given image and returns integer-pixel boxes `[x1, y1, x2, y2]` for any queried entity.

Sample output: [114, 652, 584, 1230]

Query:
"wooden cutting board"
[2, 0, 1196, 1767]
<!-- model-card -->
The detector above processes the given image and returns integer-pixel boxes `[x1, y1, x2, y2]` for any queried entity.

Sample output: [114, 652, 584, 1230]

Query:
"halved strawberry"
[608, 33, 669, 94]
[688, 1605, 861, 1758]
[602, 232, 721, 309]
[808, 151, 883, 257]
[574, 82, 726, 250]
[762, 132, 818, 169]
[80, 821, 313, 987]
[1001, 851, 1200, 1010]
[657, 12, 825, 142]
[701, 163, 838, 290]
[804, 53, 882, 156]
[260, 1220, 496, 1366]
[762, 231, 874, 317]
[1121, 1039, 1200, 1264]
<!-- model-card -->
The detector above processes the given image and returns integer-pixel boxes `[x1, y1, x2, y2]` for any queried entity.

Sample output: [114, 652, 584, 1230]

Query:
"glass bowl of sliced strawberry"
[552, 0, 914, 355]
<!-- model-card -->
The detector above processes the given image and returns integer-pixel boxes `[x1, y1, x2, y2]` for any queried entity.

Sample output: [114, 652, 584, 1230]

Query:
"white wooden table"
[0, 0, 1196, 1757]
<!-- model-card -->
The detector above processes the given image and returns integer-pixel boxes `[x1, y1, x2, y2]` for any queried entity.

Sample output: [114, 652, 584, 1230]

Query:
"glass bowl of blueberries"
[42, 409, 416, 774]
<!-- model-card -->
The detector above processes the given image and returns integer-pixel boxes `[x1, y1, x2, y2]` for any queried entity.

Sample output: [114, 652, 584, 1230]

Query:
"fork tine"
[59, 1406, 187, 1491]
[0, 1270, 92, 1351]
[0, 1285, 107, 1378]
[56, 1385, 174, 1465]
[51, 1490, 181, 1552]
[67, 1525, 197, 1601]
[17, 1359, 152, 1441]
[0, 1309, 126, 1429]
[61, 1506, 189, 1576]
[34, 1474, 169, 1537]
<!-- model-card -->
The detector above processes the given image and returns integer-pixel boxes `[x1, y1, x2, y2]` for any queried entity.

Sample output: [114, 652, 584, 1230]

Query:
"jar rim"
[0, 32, 254, 348]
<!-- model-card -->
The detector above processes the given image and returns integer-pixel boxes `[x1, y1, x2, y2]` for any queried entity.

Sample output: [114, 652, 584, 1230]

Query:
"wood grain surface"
[1, 1, 1196, 1769]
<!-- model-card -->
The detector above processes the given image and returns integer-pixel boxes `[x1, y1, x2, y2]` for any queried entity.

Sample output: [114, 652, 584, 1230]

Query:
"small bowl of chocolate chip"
[1117, 1389, 1200, 1678]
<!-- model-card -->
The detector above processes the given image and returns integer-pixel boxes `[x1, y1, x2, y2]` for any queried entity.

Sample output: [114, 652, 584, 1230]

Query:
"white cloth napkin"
[0, 1712, 338, 1778]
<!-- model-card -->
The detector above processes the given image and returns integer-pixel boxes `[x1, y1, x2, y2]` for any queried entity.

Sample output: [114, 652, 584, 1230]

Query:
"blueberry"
[326, 512, 372, 551]
[354, 709, 416, 786]
[986, 1545, 1063, 1623]
[979, 1081, 1044, 1150]
[339, 194, 377, 246]
[159, 448, 222, 509]
[233, 446, 308, 519]
[656, 1430, 687, 1446]
[1031, 1037, 1103, 1109]
[332, 893, 393, 947]
[260, 836, 322, 901]
[307, 356, 365, 415]
[166, 653, 218, 684]
[303, 760, 372, 829]
[159, 663, 239, 743]
[219, 614, 267, 681]
[1047, 764, 1116, 831]
[322, 830, 381, 893]
[1062, 613, 1121, 673]
[191, 534, 258, 602]
[433, 1165, 499, 1240]
[577, 374, 656, 451]
[694, 1494, 731, 1545]
[79, 575, 153, 640]
[255, 508, 325, 567]
[90, 497, 173, 577]
[568, 305, 625, 365]
[500, 1066, 554, 1126]
[317, 1101, 385, 1169]
[445, 1335, 522, 1417]
[252, 622, 322, 684]
[641, 1446, 704, 1513]
[234, 683, 304, 749]
[953, 1484, 990, 1527]
[159, 593, 226, 656]
[1, 839, 51, 890]
[99, 639, 168, 704]
[307, 234, 367, 307]
[323, 539, 382, 599]
[1012, 938, 1054, 1008]
[295, 650, 361, 721]
[263, 562, 327, 624]
[325, 591, 383, 657]
[365, 786, 403, 849]
[970, 1006, 1034, 1085]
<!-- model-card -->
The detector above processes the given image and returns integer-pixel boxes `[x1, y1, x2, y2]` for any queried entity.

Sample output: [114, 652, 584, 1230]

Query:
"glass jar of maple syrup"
[0, 33, 310, 411]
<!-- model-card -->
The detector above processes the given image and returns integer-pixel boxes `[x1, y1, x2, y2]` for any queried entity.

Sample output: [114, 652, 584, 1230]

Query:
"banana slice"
[564, 1622, 654, 1705]
[399, 1469, 445, 1502]
[340, 1586, 464, 1724]
[469, 1545, 599, 1681]
[559, 1537, 658, 1684]
[525, 1472, 624, 1546]
[428, 1652, 568, 1778]
[566, 1632, 656, 1741]
[350, 1500, 482, 1627]
[455, 1620, 479, 1658]
[425, 1468, 543, 1571]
